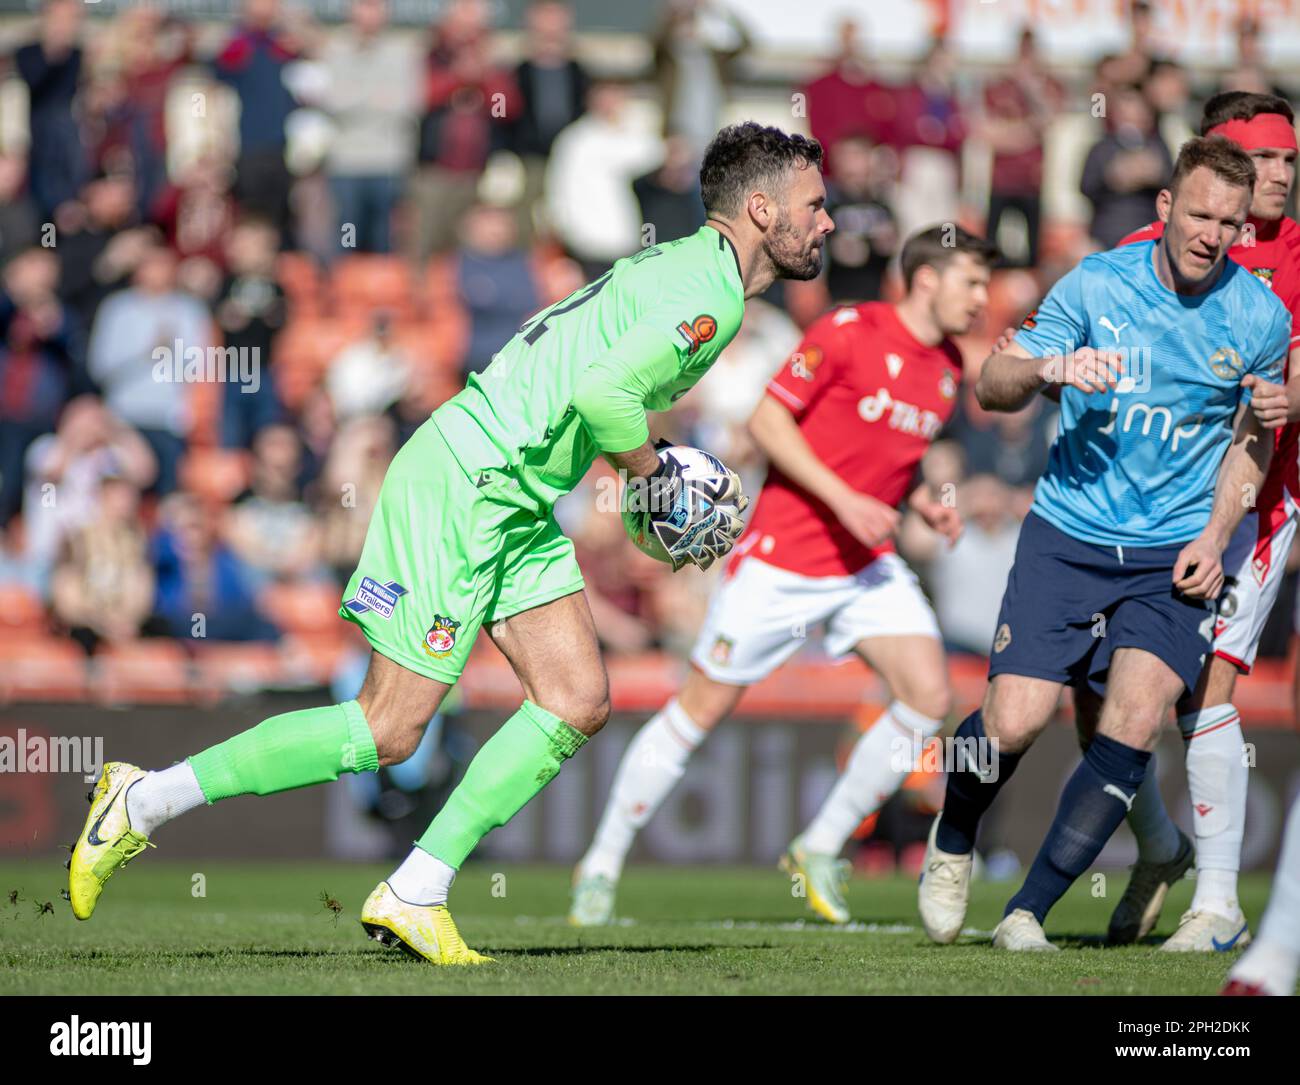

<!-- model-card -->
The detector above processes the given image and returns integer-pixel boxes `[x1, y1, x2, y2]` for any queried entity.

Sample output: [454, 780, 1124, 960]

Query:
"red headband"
[1207, 115, 1298, 152]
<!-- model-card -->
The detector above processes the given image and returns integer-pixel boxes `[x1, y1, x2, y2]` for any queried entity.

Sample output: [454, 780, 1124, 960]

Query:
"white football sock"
[578, 698, 708, 882]
[1178, 704, 1247, 919]
[1257, 797, 1300, 955]
[388, 847, 457, 906]
[125, 762, 207, 836]
[1228, 798, 1300, 994]
[800, 701, 944, 856]
[1125, 753, 1183, 863]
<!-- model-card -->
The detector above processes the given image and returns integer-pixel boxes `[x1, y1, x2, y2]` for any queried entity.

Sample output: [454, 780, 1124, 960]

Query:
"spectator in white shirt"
[545, 80, 663, 279]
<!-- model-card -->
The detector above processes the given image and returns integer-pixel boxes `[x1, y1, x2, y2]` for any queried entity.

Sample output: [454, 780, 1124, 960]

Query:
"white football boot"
[569, 872, 617, 927]
[1159, 907, 1252, 953]
[918, 813, 973, 944]
[992, 908, 1059, 951]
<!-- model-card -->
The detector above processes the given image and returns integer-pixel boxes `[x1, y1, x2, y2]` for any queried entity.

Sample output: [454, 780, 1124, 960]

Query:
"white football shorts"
[689, 551, 942, 685]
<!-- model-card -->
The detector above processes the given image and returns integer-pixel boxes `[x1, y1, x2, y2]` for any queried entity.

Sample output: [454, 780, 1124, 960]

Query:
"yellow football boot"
[360, 882, 494, 965]
[779, 837, 851, 924]
[69, 762, 155, 920]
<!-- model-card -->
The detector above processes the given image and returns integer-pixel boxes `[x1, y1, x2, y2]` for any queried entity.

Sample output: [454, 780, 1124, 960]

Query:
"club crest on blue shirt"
[1208, 348, 1244, 380]
[344, 577, 407, 620]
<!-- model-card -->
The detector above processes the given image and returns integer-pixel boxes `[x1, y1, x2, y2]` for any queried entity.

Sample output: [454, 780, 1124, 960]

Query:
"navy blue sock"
[934, 709, 1024, 854]
[1005, 733, 1150, 923]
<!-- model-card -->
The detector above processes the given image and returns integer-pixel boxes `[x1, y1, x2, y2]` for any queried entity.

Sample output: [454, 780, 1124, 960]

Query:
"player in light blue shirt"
[1017, 238, 1287, 546]
[916, 136, 1286, 950]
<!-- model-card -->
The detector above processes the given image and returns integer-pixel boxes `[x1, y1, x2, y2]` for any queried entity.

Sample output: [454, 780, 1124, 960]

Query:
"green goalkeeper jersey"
[431, 225, 747, 514]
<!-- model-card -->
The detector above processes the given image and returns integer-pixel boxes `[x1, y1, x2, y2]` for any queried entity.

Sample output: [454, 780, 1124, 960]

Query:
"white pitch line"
[511, 915, 995, 937]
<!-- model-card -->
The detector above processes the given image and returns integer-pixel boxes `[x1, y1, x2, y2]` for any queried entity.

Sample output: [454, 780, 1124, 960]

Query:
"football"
[620, 445, 746, 569]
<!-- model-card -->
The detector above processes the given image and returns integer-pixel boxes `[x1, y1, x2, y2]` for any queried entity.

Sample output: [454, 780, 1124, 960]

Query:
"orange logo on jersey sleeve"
[676, 314, 718, 354]
[789, 345, 824, 382]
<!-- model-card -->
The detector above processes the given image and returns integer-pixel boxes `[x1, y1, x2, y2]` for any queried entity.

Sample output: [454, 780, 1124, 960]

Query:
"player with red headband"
[1105, 92, 1300, 953]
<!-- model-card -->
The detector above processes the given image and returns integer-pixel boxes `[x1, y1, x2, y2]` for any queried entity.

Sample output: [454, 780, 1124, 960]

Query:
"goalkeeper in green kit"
[69, 123, 834, 963]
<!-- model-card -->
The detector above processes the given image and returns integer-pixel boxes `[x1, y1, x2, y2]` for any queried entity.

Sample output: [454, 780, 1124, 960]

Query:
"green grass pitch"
[0, 861, 1273, 995]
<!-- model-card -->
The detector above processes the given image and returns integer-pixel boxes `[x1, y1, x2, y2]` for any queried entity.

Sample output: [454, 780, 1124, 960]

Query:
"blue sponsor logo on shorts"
[345, 577, 407, 620]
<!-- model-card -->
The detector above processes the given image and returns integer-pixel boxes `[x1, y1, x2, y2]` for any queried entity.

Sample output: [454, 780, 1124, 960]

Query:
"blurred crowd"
[0, 0, 1296, 682]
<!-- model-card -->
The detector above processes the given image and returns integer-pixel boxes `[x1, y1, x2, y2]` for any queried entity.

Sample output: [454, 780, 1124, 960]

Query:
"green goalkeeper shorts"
[338, 416, 586, 684]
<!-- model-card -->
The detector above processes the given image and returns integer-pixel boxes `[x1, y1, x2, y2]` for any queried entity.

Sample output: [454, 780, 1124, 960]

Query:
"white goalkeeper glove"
[646, 446, 748, 572]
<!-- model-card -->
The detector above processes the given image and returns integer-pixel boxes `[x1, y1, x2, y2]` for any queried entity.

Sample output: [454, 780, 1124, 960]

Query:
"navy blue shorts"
[988, 511, 1215, 696]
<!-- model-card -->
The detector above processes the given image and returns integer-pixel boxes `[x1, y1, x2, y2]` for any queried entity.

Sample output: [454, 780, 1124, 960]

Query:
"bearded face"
[765, 205, 826, 281]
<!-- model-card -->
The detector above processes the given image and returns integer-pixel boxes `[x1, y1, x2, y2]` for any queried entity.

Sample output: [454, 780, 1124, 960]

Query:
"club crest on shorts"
[993, 623, 1012, 653]
[710, 635, 734, 665]
[421, 615, 461, 658]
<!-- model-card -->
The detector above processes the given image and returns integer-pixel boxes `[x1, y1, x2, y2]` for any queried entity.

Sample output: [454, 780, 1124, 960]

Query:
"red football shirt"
[1119, 219, 1300, 503]
[735, 302, 964, 578]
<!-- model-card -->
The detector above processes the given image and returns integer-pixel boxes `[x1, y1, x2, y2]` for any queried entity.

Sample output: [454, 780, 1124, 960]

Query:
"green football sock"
[417, 700, 588, 867]
[188, 700, 379, 803]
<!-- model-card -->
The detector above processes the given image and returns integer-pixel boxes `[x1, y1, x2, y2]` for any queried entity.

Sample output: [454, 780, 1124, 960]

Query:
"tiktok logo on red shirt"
[857, 388, 944, 439]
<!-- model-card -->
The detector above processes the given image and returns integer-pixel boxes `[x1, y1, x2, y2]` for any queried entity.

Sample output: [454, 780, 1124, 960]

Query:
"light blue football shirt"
[1014, 240, 1288, 547]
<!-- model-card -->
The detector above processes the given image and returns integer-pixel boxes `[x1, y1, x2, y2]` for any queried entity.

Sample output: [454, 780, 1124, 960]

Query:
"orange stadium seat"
[192, 641, 283, 702]
[273, 315, 371, 410]
[279, 631, 349, 686]
[261, 581, 344, 635]
[0, 583, 46, 634]
[177, 447, 251, 505]
[332, 255, 417, 319]
[422, 253, 462, 310]
[276, 251, 325, 317]
[91, 640, 193, 705]
[0, 636, 86, 702]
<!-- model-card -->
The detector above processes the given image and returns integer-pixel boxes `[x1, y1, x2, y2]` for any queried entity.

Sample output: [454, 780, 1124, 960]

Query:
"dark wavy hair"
[699, 122, 824, 218]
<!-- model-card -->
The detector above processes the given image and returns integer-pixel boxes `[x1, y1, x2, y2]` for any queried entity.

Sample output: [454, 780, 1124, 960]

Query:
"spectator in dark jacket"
[981, 30, 1065, 268]
[1080, 83, 1172, 250]
[509, 0, 589, 242]
[457, 204, 539, 377]
[0, 154, 41, 269]
[212, 0, 302, 235]
[55, 171, 149, 387]
[15, 0, 88, 218]
[215, 216, 287, 448]
[632, 134, 704, 248]
[0, 248, 76, 523]
[822, 136, 898, 304]
[411, 5, 519, 260]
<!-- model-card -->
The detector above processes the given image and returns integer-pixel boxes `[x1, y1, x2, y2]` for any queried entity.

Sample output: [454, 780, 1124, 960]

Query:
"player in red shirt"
[1100, 93, 1300, 953]
[569, 225, 997, 926]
